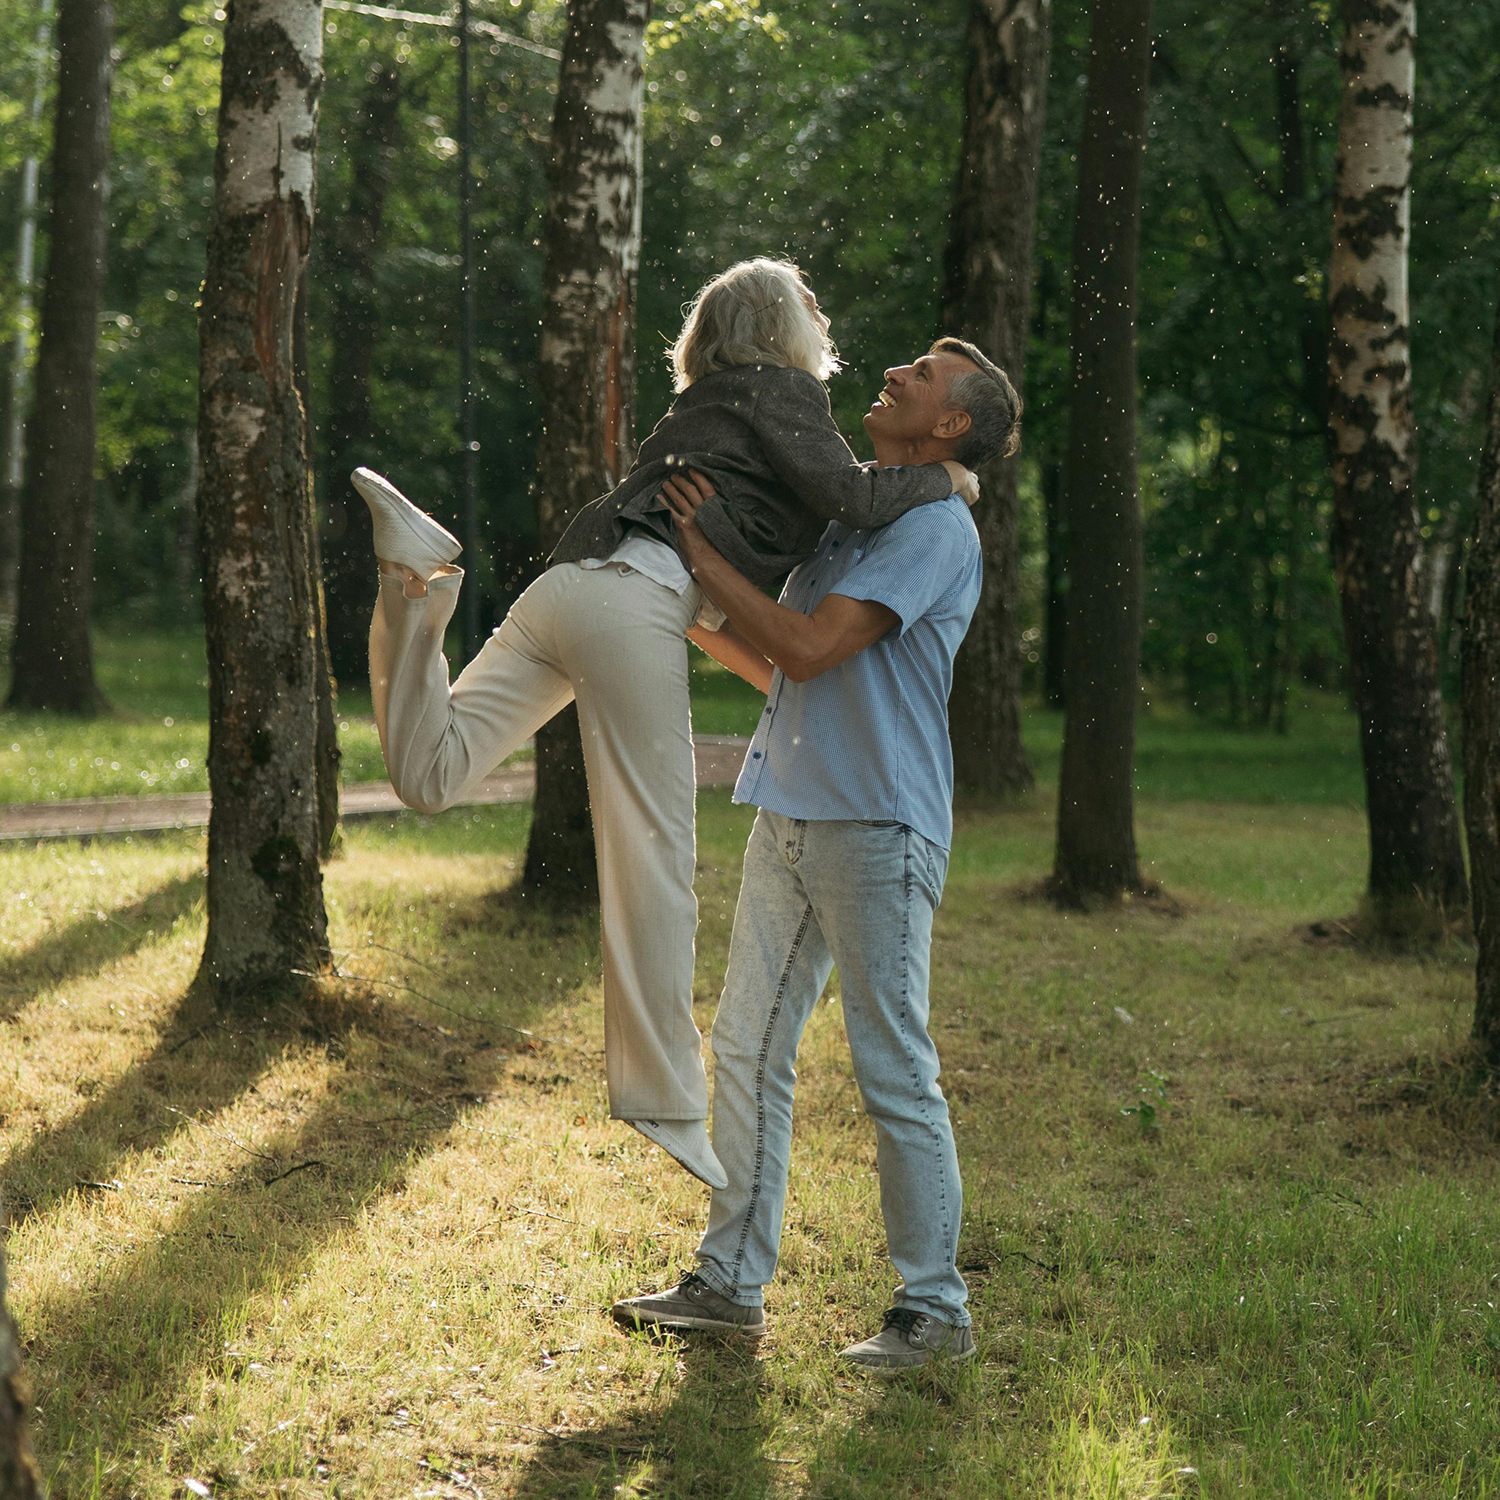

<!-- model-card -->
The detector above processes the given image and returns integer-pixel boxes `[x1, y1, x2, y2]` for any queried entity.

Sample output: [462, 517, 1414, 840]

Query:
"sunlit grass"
[6, 784, 1497, 1497]
[0, 626, 1369, 809]
[0, 629, 766, 804]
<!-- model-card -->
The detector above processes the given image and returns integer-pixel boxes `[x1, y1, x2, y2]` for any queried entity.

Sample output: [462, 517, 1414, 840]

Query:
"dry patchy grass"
[4, 789, 1498, 1499]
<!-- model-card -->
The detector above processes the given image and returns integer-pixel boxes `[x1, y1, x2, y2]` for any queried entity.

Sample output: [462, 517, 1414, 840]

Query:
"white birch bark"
[524, 0, 649, 894]
[196, 0, 331, 991]
[1328, 0, 1467, 920]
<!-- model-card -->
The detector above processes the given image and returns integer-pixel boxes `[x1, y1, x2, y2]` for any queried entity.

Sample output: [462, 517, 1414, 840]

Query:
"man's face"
[862, 349, 977, 447]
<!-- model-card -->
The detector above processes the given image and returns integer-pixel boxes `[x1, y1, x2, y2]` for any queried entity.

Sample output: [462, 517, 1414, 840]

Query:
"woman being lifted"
[356, 257, 976, 1189]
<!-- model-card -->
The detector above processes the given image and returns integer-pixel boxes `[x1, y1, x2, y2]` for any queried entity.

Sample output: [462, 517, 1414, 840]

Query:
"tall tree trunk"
[320, 57, 403, 686]
[1466, 292, 1500, 1059]
[0, 0, 53, 629]
[1328, 0, 1467, 927]
[522, 0, 648, 899]
[1042, 456, 1065, 708]
[7, 0, 111, 717]
[939, 0, 1050, 800]
[1050, 0, 1152, 905]
[196, 0, 331, 996]
[0, 1215, 41, 1500]
[296, 275, 342, 859]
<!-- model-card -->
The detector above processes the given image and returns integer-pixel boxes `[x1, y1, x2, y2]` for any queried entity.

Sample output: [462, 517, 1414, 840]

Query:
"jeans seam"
[901, 831, 952, 1267]
[728, 898, 815, 1289]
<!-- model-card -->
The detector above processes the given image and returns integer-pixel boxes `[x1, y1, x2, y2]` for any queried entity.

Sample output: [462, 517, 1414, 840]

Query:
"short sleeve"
[827, 505, 978, 635]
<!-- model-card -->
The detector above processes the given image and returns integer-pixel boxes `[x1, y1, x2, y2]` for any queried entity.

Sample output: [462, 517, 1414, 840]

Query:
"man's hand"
[660, 466, 897, 684]
[660, 469, 720, 562]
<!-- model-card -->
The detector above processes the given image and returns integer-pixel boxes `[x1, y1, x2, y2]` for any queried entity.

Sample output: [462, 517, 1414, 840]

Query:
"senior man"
[611, 337, 1020, 1373]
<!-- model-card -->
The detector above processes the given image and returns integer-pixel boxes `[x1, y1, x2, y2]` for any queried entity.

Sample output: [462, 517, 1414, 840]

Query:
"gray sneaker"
[611, 1271, 766, 1338]
[837, 1307, 976, 1375]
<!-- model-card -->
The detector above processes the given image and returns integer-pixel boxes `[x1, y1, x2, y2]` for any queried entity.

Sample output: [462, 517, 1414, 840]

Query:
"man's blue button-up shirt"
[733, 494, 982, 850]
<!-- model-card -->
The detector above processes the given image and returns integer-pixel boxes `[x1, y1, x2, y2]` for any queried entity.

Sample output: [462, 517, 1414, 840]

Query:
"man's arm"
[668, 474, 898, 684]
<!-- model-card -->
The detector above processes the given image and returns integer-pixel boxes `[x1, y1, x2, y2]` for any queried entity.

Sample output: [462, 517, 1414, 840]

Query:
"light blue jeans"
[695, 809, 969, 1326]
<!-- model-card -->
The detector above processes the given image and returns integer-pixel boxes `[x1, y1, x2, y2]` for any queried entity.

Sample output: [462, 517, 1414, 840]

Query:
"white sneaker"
[351, 467, 462, 577]
[628, 1118, 728, 1190]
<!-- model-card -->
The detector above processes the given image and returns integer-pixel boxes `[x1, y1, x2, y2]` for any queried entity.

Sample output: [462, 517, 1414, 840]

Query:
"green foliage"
[0, 0, 1496, 721]
[1120, 1068, 1171, 1133]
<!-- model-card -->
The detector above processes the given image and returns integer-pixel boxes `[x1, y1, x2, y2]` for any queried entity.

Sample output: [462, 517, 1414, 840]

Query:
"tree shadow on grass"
[504, 1338, 778, 1500]
[793, 1360, 993, 1498]
[0, 872, 203, 1023]
[6, 874, 603, 1227]
[3, 983, 324, 1224]
[26, 982, 572, 1489]
[1340, 1046, 1500, 1146]
[18, 864, 616, 1488]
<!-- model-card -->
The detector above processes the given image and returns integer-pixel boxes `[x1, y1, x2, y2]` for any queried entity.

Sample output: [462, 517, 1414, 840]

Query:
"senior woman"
[356, 257, 976, 1187]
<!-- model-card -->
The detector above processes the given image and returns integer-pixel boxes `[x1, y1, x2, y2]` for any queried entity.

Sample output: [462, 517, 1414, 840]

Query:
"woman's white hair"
[669, 257, 840, 392]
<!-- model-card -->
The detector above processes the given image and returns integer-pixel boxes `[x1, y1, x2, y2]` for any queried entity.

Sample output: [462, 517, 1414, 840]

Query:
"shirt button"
[752, 751, 762, 760]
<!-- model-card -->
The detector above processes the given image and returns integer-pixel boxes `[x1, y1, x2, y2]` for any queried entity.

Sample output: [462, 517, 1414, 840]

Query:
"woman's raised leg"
[370, 565, 576, 814]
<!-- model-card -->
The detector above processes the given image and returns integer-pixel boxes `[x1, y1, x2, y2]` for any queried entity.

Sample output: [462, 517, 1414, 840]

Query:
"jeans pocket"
[855, 819, 905, 829]
[912, 836, 948, 908]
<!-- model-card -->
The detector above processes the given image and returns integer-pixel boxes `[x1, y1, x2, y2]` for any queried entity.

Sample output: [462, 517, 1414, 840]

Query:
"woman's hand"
[941, 459, 981, 508]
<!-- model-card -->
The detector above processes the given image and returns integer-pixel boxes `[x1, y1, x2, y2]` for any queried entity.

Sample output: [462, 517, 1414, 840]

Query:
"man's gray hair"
[670, 258, 840, 392]
[929, 336, 1022, 468]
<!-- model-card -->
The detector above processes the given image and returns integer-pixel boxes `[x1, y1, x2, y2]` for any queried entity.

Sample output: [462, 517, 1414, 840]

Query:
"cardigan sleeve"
[746, 367, 955, 528]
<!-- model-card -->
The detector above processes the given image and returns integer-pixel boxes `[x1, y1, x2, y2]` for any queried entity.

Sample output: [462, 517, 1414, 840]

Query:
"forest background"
[5, 2, 1500, 1494]
[1, 0, 1495, 731]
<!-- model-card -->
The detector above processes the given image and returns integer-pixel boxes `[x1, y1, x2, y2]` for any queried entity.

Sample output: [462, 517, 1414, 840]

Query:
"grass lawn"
[0, 628, 768, 805]
[0, 626, 1371, 808]
[5, 746, 1494, 1497]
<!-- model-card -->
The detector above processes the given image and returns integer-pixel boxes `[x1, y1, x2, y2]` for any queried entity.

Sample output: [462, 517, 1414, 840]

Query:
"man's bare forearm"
[686, 541, 828, 682]
[685, 536, 897, 684]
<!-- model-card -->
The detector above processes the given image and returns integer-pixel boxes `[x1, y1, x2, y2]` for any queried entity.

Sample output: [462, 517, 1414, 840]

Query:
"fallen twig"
[165, 1105, 278, 1164]
[1000, 1250, 1061, 1279]
[262, 1159, 325, 1186]
[364, 939, 448, 977]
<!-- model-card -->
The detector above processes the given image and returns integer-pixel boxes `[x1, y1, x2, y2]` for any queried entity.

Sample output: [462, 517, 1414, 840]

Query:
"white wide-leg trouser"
[369, 560, 708, 1122]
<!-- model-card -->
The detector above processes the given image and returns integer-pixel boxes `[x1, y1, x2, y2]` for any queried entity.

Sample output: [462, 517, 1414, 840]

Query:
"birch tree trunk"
[196, 0, 331, 995]
[295, 277, 342, 859]
[1051, 0, 1152, 905]
[1328, 0, 1467, 930]
[7, 0, 111, 716]
[320, 56, 403, 685]
[939, 0, 1050, 800]
[1466, 293, 1500, 1058]
[522, 0, 648, 899]
[0, 0, 54, 628]
[0, 1215, 41, 1500]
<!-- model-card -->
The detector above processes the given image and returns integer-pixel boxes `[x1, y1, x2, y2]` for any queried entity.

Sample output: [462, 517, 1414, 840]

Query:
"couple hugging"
[355, 257, 1020, 1374]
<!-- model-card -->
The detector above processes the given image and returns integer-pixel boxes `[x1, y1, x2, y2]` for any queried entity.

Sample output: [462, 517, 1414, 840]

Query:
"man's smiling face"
[862, 349, 978, 454]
